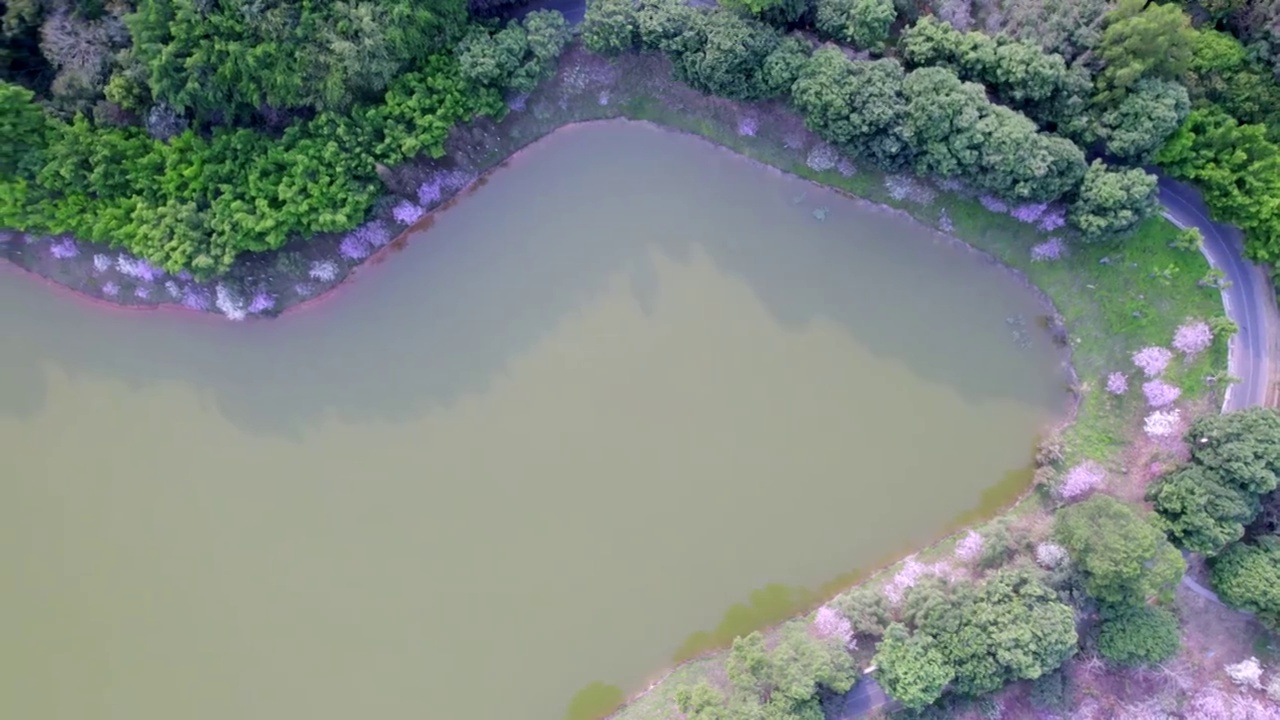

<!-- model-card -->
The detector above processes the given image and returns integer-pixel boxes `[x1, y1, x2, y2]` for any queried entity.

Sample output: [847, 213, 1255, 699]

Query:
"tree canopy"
[1054, 495, 1186, 606]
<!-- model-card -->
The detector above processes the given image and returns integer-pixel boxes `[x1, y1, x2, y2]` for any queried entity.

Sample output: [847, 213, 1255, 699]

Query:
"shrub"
[1210, 537, 1280, 630]
[835, 586, 891, 637]
[1097, 604, 1181, 666]
[1131, 346, 1173, 377]
[582, 0, 639, 56]
[1173, 320, 1213, 356]
[814, 0, 896, 52]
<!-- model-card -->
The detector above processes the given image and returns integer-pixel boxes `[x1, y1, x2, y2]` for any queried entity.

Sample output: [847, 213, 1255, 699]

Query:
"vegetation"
[1211, 536, 1280, 630]
[1055, 495, 1185, 606]
[1096, 603, 1182, 666]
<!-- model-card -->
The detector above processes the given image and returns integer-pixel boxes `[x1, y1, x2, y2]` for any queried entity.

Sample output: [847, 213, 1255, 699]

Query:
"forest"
[3, 0, 1280, 273]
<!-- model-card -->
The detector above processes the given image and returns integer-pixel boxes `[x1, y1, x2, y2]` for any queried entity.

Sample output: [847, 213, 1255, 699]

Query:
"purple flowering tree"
[182, 286, 210, 310]
[309, 260, 338, 282]
[979, 195, 1009, 214]
[215, 284, 247, 321]
[738, 116, 758, 137]
[339, 234, 371, 261]
[1056, 461, 1105, 500]
[50, 237, 79, 259]
[1106, 372, 1128, 395]
[1031, 237, 1065, 262]
[247, 291, 276, 314]
[1010, 202, 1049, 224]
[101, 281, 120, 297]
[1142, 379, 1182, 408]
[116, 255, 165, 282]
[954, 531, 983, 562]
[393, 201, 425, 226]
[812, 605, 854, 648]
[1144, 409, 1181, 438]
[1173, 320, 1213, 357]
[1037, 208, 1066, 232]
[1132, 346, 1174, 377]
[92, 254, 112, 273]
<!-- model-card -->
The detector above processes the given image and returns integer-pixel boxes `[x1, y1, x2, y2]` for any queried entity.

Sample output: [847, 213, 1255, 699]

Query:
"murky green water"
[0, 122, 1066, 720]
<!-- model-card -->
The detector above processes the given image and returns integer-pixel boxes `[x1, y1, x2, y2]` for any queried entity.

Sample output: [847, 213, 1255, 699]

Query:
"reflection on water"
[0, 123, 1067, 720]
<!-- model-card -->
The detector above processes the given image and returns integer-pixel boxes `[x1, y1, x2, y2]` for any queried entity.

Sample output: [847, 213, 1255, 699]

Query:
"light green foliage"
[458, 11, 570, 94]
[874, 623, 954, 710]
[901, 65, 1086, 202]
[1054, 495, 1186, 606]
[582, 0, 639, 57]
[0, 80, 48, 178]
[1156, 107, 1280, 262]
[814, 0, 896, 52]
[1067, 160, 1159, 241]
[759, 35, 812, 99]
[790, 48, 909, 169]
[127, 0, 470, 122]
[1095, 0, 1195, 103]
[1183, 27, 1280, 137]
[1096, 603, 1181, 666]
[1186, 408, 1280, 496]
[1100, 78, 1190, 163]
[671, 10, 780, 101]
[1148, 463, 1258, 556]
[637, 0, 700, 54]
[834, 585, 892, 637]
[1210, 536, 1280, 630]
[679, 626, 855, 719]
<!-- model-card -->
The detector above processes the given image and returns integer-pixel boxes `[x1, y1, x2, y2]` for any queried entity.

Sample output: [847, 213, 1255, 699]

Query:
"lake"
[0, 122, 1067, 720]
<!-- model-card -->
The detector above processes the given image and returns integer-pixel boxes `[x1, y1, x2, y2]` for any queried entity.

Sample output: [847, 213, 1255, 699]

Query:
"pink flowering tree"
[1173, 320, 1213, 357]
[1031, 237, 1065, 262]
[954, 530, 983, 562]
[812, 605, 854, 649]
[1132, 346, 1173, 377]
[1106, 372, 1128, 395]
[1056, 461, 1105, 500]
[1144, 409, 1181, 438]
[1142, 379, 1182, 408]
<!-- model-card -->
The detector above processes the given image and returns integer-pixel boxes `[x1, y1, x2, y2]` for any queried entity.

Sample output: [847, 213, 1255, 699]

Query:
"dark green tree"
[1148, 463, 1258, 556]
[1095, 0, 1196, 103]
[1100, 78, 1190, 163]
[874, 623, 954, 710]
[1054, 495, 1186, 605]
[1210, 536, 1280, 629]
[582, 0, 639, 57]
[1067, 160, 1159, 241]
[814, 0, 896, 52]
[1096, 603, 1181, 666]
[791, 48, 910, 169]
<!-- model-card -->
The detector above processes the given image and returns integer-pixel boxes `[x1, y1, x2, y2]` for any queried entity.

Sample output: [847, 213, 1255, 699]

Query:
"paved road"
[1156, 175, 1279, 412]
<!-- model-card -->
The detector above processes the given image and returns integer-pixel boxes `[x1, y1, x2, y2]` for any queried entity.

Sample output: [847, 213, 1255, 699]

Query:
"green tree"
[874, 623, 954, 710]
[636, 0, 699, 55]
[760, 35, 812, 99]
[814, 0, 896, 52]
[1100, 78, 1190, 163]
[582, 0, 638, 57]
[1096, 603, 1181, 666]
[1210, 536, 1280, 629]
[1148, 463, 1259, 555]
[1095, 0, 1195, 103]
[0, 80, 48, 178]
[791, 48, 910, 169]
[1067, 160, 1159, 241]
[1054, 495, 1186, 605]
[1186, 408, 1280, 495]
[672, 10, 780, 101]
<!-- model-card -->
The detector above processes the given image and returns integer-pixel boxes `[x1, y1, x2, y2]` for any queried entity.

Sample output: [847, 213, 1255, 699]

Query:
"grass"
[409, 47, 1235, 720]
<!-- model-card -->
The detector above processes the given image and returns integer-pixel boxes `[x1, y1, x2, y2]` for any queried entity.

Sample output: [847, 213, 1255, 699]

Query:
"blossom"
[248, 291, 276, 314]
[1030, 237, 1065, 262]
[1037, 208, 1066, 232]
[885, 175, 936, 205]
[1173, 320, 1213, 357]
[215, 284, 246, 321]
[979, 195, 1008, 214]
[392, 201, 425, 226]
[339, 234, 371, 261]
[351, 220, 390, 248]
[92, 254, 111, 272]
[164, 280, 182, 299]
[116, 255, 165, 282]
[806, 144, 838, 172]
[1143, 379, 1182, 408]
[135, 286, 150, 300]
[181, 286, 210, 311]
[737, 116, 758, 137]
[101, 281, 119, 297]
[1144, 409, 1181, 438]
[417, 170, 474, 207]
[597, 90, 610, 106]
[1010, 202, 1049, 224]
[883, 557, 927, 604]
[1225, 657, 1263, 689]
[1132, 346, 1174, 377]
[294, 283, 315, 297]
[812, 605, 854, 648]
[836, 158, 857, 177]
[938, 208, 954, 233]
[50, 237, 79, 259]
[1106, 372, 1128, 395]
[309, 260, 338, 282]
[1056, 461, 1105, 500]
[954, 531, 983, 562]
[1035, 542, 1068, 568]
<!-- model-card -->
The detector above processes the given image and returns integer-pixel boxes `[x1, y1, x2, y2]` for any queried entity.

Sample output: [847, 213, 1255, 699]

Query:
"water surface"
[0, 122, 1066, 720]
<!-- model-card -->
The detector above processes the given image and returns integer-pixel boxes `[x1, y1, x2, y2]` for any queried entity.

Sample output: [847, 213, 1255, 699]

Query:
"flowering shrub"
[116, 255, 165, 282]
[309, 260, 338, 282]
[50, 237, 79, 259]
[806, 144, 838, 172]
[885, 175, 936, 204]
[92, 254, 111, 272]
[954, 531, 983, 562]
[883, 557, 926, 604]
[812, 605, 854, 648]
[1056, 461, 1106, 500]
[339, 234, 371, 261]
[392, 201, 425, 226]
[1173, 320, 1213, 357]
[597, 90, 609, 106]
[135, 286, 150, 299]
[1010, 202, 1048, 224]
[1225, 657, 1263, 689]
[215, 284, 247, 321]
[101, 281, 119, 297]
[979, 195, 1008, 214]
[294, 283, 315, 297]
[1142, 379, 1182, 408]
[737, 116, 758, 137]
[1037, 208, 1066, 232]
[1144, 409, 1181, 438]
[1035, 542, 1068, 569]
[164, 280, 181, 299]
[1030, 237, 1065, 262]
[417, 169, 474, 207]
[248, 291, 276, 314]
[1106, 372, 1128, 395]
[938, 208, 954, 233]
[1132, 346, 1174, 377]
[181, 286, 210, 310]
[836, 158, 857, 177]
